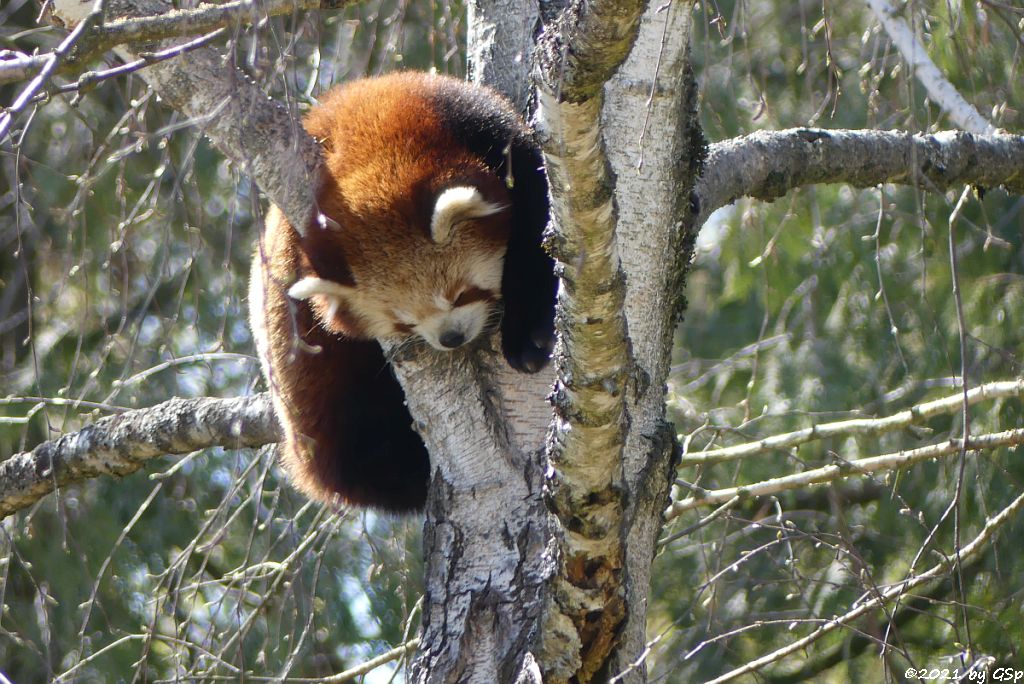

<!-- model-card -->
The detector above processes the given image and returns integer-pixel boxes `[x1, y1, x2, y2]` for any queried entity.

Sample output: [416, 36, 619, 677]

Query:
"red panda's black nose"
[439, 331, 466, 349]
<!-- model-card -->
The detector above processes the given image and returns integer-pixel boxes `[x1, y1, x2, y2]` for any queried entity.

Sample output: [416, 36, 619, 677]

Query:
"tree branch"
[761, 560, 982, 684]
[0, 394, 278, 519]
[0, 0, 105, 139]
[701, 489, 1024, 683]
[682, 378, 1024, 466]
[322, 637, 421, 683]
[534, 0, 645, 101]
[0, 50, 50, 85]
[0, 0, 357, 86]
[667, 428, 1024, 517]
[865, 0, 997, 135]
[694, 128, 1024, 228]
[79, 0, 356, 47]
[532, 0, 651, 678]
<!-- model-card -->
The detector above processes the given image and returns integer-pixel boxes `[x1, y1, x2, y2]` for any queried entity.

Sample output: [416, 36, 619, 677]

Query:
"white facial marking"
[430, 186, 505, 244]
[394, 309, 418, 326]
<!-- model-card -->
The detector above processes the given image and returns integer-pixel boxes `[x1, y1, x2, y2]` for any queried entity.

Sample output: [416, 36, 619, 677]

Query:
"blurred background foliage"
[0, 0, 1021, 681]
[656, 0, 1024, 681]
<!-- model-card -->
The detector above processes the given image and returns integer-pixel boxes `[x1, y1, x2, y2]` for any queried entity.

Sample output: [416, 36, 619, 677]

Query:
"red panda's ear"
[288, 277, 356, 322]
[430, 186, 505, 244]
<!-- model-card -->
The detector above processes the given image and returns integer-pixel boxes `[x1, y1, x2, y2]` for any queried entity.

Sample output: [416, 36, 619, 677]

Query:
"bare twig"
[0, 50, 48, 84]
[681, 378, 1024, 465]
[657, 495, 741, 546]
[54, 28, 227, 102]
[0, 396, 129, 414]
[865, 0, 997, 135]
[118, 351, 255, 386]
[49, 0, 324, 235]
[320, 639, 421, 683]
[942, 185, 976, 654]
[0, 0, 105, 139]
[701, 489, 1024, 683]
[667, 427, 1024, 517]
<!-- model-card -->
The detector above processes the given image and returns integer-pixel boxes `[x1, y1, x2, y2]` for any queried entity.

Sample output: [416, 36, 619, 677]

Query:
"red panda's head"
[288, 183, 510, 352]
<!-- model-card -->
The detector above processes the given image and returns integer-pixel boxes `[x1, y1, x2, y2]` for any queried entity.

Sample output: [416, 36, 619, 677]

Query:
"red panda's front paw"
[502, 319, 555, 373]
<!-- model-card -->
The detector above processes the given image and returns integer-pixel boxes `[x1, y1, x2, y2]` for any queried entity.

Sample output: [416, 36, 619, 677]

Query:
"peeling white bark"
[530, 0, 702, 680]
[531, 0, 649, 675]
[600, 2, 697, 680]
[537, 87, 631, 683]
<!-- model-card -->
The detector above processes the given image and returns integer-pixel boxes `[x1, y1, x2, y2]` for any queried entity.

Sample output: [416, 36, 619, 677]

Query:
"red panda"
[249, 72, 556, 512]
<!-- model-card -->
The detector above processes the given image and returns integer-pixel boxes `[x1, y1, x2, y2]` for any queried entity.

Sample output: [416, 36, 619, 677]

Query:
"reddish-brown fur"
[299, 76, 512, 305]
[250, 73, 555, 511]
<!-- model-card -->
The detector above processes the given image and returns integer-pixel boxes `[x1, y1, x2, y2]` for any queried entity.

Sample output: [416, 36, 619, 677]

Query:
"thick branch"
[1, 0, 356, 85]
[49, 0, 323, 234]
[694, 128, 1024, 228]
[532, 0, 651, 679]
[82, 0, 354, 47]
[534, 0, 645, 101]
[0, 394, 278, 519]
[538, 89, 632, 681]
[465, 0, 540, 107]
[390, 346, 555, 684]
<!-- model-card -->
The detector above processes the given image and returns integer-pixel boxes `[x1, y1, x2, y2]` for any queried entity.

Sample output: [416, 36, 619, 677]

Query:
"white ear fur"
[287, 277, 355, 321]
[430, 186, 505, 243]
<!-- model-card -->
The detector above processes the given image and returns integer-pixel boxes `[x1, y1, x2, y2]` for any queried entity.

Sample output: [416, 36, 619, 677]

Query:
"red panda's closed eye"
[453, 286, 497, 307]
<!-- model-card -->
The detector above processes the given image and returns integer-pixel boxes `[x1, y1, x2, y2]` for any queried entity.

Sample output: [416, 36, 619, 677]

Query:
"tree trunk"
[600, 3, 701, 679]
[407, 1, 702, 681]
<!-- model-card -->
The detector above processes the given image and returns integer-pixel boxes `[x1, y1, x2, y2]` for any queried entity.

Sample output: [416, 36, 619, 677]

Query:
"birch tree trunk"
[599, 4, 700, 678]
[404, 0, 701, 681]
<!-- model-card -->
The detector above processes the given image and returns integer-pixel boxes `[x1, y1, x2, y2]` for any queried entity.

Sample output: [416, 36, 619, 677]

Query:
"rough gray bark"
[694, 128, 1024, 229]
[0, 395, 277, 519]
[392, 345, 555, 684]
[466, 0, 541, 109]
[402, 3, 558, 681]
